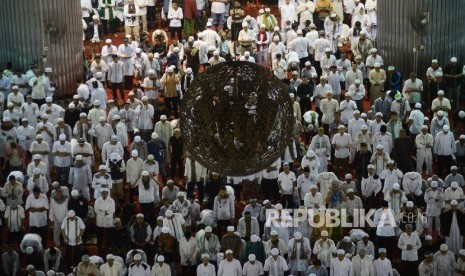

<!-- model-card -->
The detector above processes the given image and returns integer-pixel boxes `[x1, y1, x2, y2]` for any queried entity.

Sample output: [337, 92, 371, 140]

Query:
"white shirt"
[434, 131, 456, 156]
[218, 259, 243, 276]
[94, 196, 115, 228]
[196, 263, 216, 276]
[330, 257, 353, 276]
[25, 194, 49, 227]
[372, 257, 393, 276]
[397, 232, 421, 261]
[61, 216, 85, 246]
[332, 133, 352, 159]
[278, 171, 296, 194]
[402, 78, 424, 103]
[263, 256, 289, 276]
[179, 237, 198, 265]
[403, 172, 423, 196]
[351, 255, 373, 276]
[262, 158, 281, 179]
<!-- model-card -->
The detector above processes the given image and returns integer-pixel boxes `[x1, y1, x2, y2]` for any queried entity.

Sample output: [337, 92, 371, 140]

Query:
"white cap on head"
[406, 201, 414, 207]
[452, 181, 459, 188]
[438, 90, 445, 96]
[205, 226, 212, 232]
[134, 254, 142, 261]
[59, 134, 66, 141]
[165, 210, 173, 217]
[368, 164, 375, 169]
[451, 57, 458, 63]
[374, 62, 381, 67]
[305, 61, 311, 66]
[371, 48, 378, 53]
[275, 203, 283, 210]
[321, 230, 329, 237]
[460, 249, 465, 256]
[250, 235, 259, 242]
[270, 230, 278, 236]
[46, 96, 53, 103]
[248, 254, 256, 261]
[451, 200, 458, 205]
[161, 227, 170, 233]
[440, 244, 448, 251]
[376, 144, 384, 150]
[68, 210, 76, 217]
[431, 181, 438, 188]
[71, 190, 79, 197]
[152, 132, 159, 139]
[393, 183, 400, 190]
[271, 248, 279, 256]
[227, 226, 235, 232]
[225, 249, 233, 255]
[425, 235, 433, 241]
[379, 248, 387, 253]
[443, 125, 450, 131]
[337, 249, 345, 255]
[294, 232, 302, 239]
[106, 39, 112, 44]
[325, 47, 331, 52]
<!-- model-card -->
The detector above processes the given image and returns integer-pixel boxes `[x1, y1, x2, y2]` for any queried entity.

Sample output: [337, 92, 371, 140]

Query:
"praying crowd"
[1, 0, 465, 275]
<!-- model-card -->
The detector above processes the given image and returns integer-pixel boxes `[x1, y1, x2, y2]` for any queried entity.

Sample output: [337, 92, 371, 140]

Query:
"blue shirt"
[147, 140, 166, 163]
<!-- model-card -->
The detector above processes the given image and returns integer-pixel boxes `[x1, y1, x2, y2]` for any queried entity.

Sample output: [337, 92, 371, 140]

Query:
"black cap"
[8, 175, 16, 180]
[303, 167, 310, 172]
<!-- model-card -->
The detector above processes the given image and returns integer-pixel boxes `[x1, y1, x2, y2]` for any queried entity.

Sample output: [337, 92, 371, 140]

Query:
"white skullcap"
[248, 254, 256, 261]
[270, 230, 278, 236]
[141, 171, 149, 176]
[33, 168, 41, 175]
[425, 235, 432, 241]
[131, 150, 138, 157]
[294, 232, 302, 239]
[59, 134, 66, 141]
[106, 39, 112, 43]
[271, 248, 279, 256]
[451, 200, 458, 205]
[337, 249, 345, 255]
[440, 244, 448, 251]
[431, 181, 438, 188]
[460, 249, 465, 256]
[451, 57, 458, 62]
[26, 246, 34, 254]
[134, 254, 142, 261]
[438, 90, 445, 95]
[227, 226, 235, 232]
[250, 235, 259, 242]
[161, 227, 170, 233]
[157, 255, 165, 262]
[305, 61, 311, 66]
[165, 210, 173, 217]
[68, 210, 76, 217]
[46, 96, 53, 102]
[71, 190, 79, 197]
[361, 124, 368, 130]
[415, 103, 422, 109]
[354, 79, 361, 84]
[201, 253, 210, 259]
[374, 62, 381, 67]
[406, 201, 414, 207]
[343, 236, 351, 242]
[379, 248, 387, 253]
[225, 249, 234, 255]
[432, 59, 438, 63]
[443, 125, 450, 131]
[375, 112, 383, 117]
[166, 67, 174, 73]
[275, 203, 283, 210]
[370, 48, 378, 53]
[437, 110, 445, 116]
[205, 226, 212, 232]
[321, 230, 329, 237]
[368, 164, 375, 169]
[460, 111, 465, 118]
[388, 66, 395, 71]
[452, 181, 459, 188]
[206, 22, 212, 27]
[325, 47, 331, 52]
[452, 165, 458, 170]
[393, 183, 400, 190]
[376, 144, 384, 150]
[242, 22, 248, 27]
[151, 132, 159, 139]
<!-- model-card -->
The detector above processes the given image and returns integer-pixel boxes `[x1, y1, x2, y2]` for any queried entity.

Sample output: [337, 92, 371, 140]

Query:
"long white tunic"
[330, 257, 353, 276]
[263, 256, 289, 276]
[163, 213, 185, 241]
[313, 239, 337, 267]
[351, 255, 373, 276]
[372, 258, 393, 276]
[135, 103, 154, 130]
[397, 232, 421, 261]
[94, 196, 115, 228]
[118, 44, 135, 76]
[433, 251, 456, 276]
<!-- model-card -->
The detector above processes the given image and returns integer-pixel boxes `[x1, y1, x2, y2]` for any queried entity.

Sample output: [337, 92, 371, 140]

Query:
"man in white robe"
[313, 230, 337, 268]
[433, 244, 456, 276]
[351, 248, 373, 276]
[263, 248, 289, 276]
[372, 248, 393, 276]
[163, 210, 185, 241]
[424, 181, 445, 235]
[288, 232, 311, 275]
[330, 249, 353, 276]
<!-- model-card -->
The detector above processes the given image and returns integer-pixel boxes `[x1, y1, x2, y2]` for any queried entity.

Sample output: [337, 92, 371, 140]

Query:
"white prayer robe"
[135, 103, 154, 130]
[313, 239, 337, 267]
[398, 232, 421, 261]
[372, 257, 393, 276]
[218, 259, 243, 276]
[433, 251, 456, 276]
[263, 256, 289, 276]
[94, 196, 115, 228]
[351, 255, 373, 276]
[330, 257, 353, 276]
[163, 213, 185, 241]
